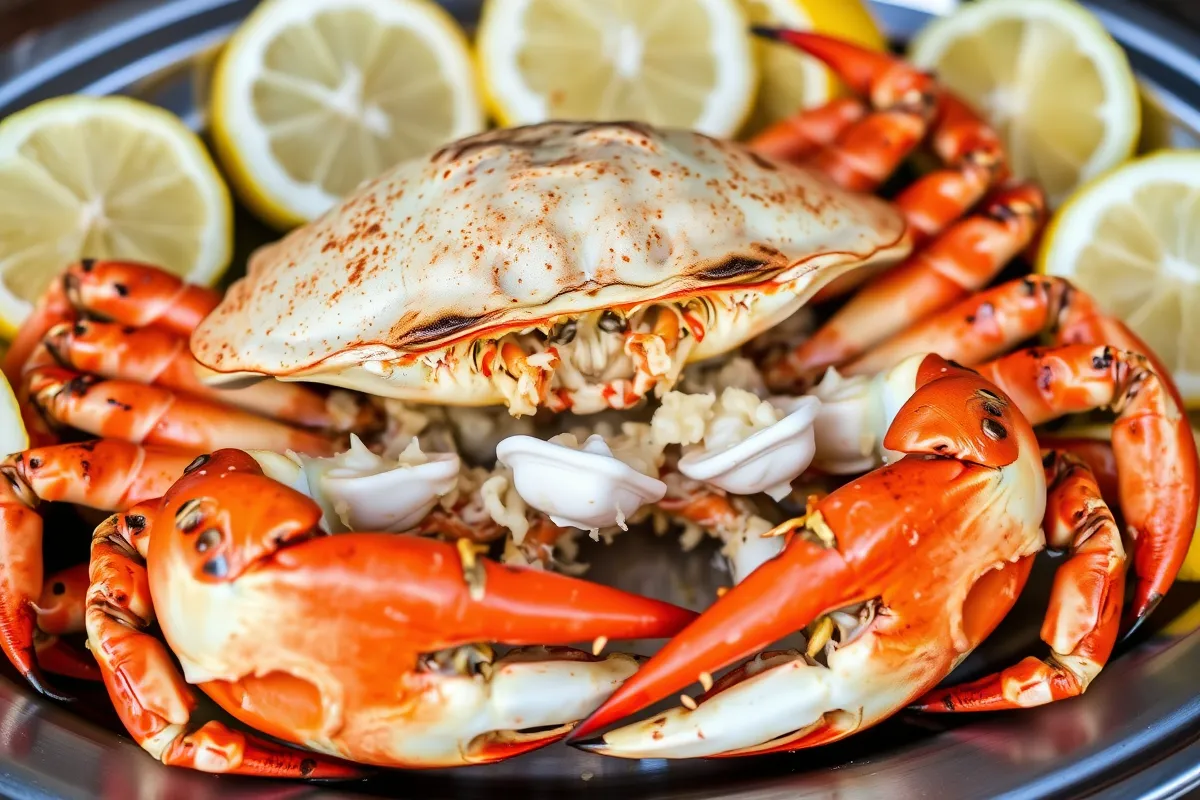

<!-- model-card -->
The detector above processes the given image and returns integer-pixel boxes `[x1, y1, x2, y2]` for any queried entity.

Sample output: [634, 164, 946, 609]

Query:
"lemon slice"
[210, 0, 485, 229]
[0, 95, 232, 339]
[476, 0, 757, 138]
[908, 0, 1140, 208]
[740, 0, 887, 138]
[1054, 422, 1200, 582]
[1038, 151, 1200, 406]
[0, 369, 28, 457]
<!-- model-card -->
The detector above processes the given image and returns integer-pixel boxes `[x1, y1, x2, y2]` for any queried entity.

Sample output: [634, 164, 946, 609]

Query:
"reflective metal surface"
[2, 1, 1200, 797]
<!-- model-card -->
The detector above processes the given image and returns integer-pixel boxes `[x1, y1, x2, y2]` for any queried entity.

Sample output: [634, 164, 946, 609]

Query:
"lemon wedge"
[210, 0, 485, 229]
[908, 0, 1140, 208]
[1038, 151, 1200, 406]
[0, 95, 232, 339]
[740, 0, 887, 138]
[476, 0, 758, 138]
[0, 368, 27, 457]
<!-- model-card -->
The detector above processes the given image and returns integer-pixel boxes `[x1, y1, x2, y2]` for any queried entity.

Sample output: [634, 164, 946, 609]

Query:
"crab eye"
[981, 418, 1008, 441]
[195, 528, 222, 553]
[551, 320, 578, 345]
[175, 498, 207, 533]
[598, 311, 626, 333]
[203, 554, 229, 578]
[184, 454, 210, 474]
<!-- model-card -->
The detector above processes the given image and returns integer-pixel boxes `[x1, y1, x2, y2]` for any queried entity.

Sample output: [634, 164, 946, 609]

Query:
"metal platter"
[3, 1, 1200, 798]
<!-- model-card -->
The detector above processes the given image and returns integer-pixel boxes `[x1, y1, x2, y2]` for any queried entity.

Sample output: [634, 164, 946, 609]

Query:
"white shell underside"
[191, 121, 909, 404]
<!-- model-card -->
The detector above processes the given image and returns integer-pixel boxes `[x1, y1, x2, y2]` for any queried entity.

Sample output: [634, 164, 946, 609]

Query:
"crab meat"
[191, 121, 910, 417]
[655, 389, 820, 500]
[250, 436, 462, 534]
[495, 433, 667, 533]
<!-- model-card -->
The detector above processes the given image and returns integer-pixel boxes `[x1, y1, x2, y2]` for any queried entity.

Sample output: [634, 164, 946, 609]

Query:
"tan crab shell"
[191, 121, 909, 408]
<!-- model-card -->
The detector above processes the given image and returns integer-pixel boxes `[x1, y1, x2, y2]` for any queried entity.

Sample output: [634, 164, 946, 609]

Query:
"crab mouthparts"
[473, 301, 708, 416]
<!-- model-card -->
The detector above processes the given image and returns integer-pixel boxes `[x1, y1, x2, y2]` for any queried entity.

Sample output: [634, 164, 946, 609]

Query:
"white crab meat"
[719, 515, 785, 585]
[191, 121, 909, 417]
[495, 433, 667, 532]
[808, 356, 924, 474]
[248, 436, 461, 533]
[676, 394, 820, 500]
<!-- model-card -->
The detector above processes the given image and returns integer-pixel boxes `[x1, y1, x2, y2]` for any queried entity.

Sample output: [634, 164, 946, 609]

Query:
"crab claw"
[750, 27, 930, 110]
[568, 534, 856, 752]
[201, 534, 700, 767]
[138, 449, 699, 768]
[569, 354, 1047, 758]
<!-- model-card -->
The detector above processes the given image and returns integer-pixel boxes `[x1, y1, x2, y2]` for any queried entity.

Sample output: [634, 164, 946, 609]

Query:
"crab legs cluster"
[0, 260, 373, 697]
[0, 29, 1191, 780]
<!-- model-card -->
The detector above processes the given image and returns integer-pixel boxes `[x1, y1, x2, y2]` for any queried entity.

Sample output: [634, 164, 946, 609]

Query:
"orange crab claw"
[158, 450, 697, 644]
[89, 449, 699, 771]
[751, 27, 925, 108]
[570, 356, 1045, 752]
[568, 534, 854, 742]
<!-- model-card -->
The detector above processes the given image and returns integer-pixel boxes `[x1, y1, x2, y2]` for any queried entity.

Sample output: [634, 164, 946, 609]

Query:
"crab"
[0, 28, 1193, 777]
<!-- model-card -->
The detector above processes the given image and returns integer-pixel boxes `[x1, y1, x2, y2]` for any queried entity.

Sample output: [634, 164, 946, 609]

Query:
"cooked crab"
[188, 120, 912, 417]
[0, 26, 1194, 779]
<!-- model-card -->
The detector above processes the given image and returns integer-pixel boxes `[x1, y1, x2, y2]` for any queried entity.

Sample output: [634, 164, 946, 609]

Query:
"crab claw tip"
[567, 735, 610, 754]
[1121, 591, 1163, 640]
[25, 668, 73, 703]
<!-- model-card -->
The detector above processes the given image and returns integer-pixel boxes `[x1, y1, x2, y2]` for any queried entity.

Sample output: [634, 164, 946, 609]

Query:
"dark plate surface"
[3, 1, 1200, 798]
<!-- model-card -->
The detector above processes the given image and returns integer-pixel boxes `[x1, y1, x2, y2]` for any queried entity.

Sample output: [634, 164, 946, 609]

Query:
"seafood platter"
[2, 0, 1200, 797]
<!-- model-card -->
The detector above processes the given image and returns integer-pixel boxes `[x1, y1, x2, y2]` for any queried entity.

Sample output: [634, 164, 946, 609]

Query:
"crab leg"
[756, 30, 939, 195]
[751, 30, 1007, 245]
[62, 259, 219, 335]
[0, 440, 197, 696]
[843, 275, 1179, 402]
[567, 355, 1047, 756]
[976, 345, 1198, 626]
[750, 30, 1009, 301]
[823, 282, 1195, 628]
[769, 183, 1045, 387]
[30, 563, 100, 681]
[85, 511, 362, 778]
[3, 275, 72, 385]
[3, 275, 74, 449]
[25, 366, 335, 456]
[35, 318, 340, 430]
[747, 98, 866, 163]
[915, 451, 1125, 712]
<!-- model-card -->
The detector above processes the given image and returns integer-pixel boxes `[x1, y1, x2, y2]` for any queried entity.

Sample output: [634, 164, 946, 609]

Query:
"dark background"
[2, 0, 1200, 47]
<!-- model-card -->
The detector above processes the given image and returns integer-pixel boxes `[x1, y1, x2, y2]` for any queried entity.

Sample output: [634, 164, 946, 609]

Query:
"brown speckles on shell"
[191, 121, 907, 375]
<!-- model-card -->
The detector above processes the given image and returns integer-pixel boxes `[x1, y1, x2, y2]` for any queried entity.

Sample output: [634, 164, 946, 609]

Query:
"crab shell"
[190, 121, 910, 410]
